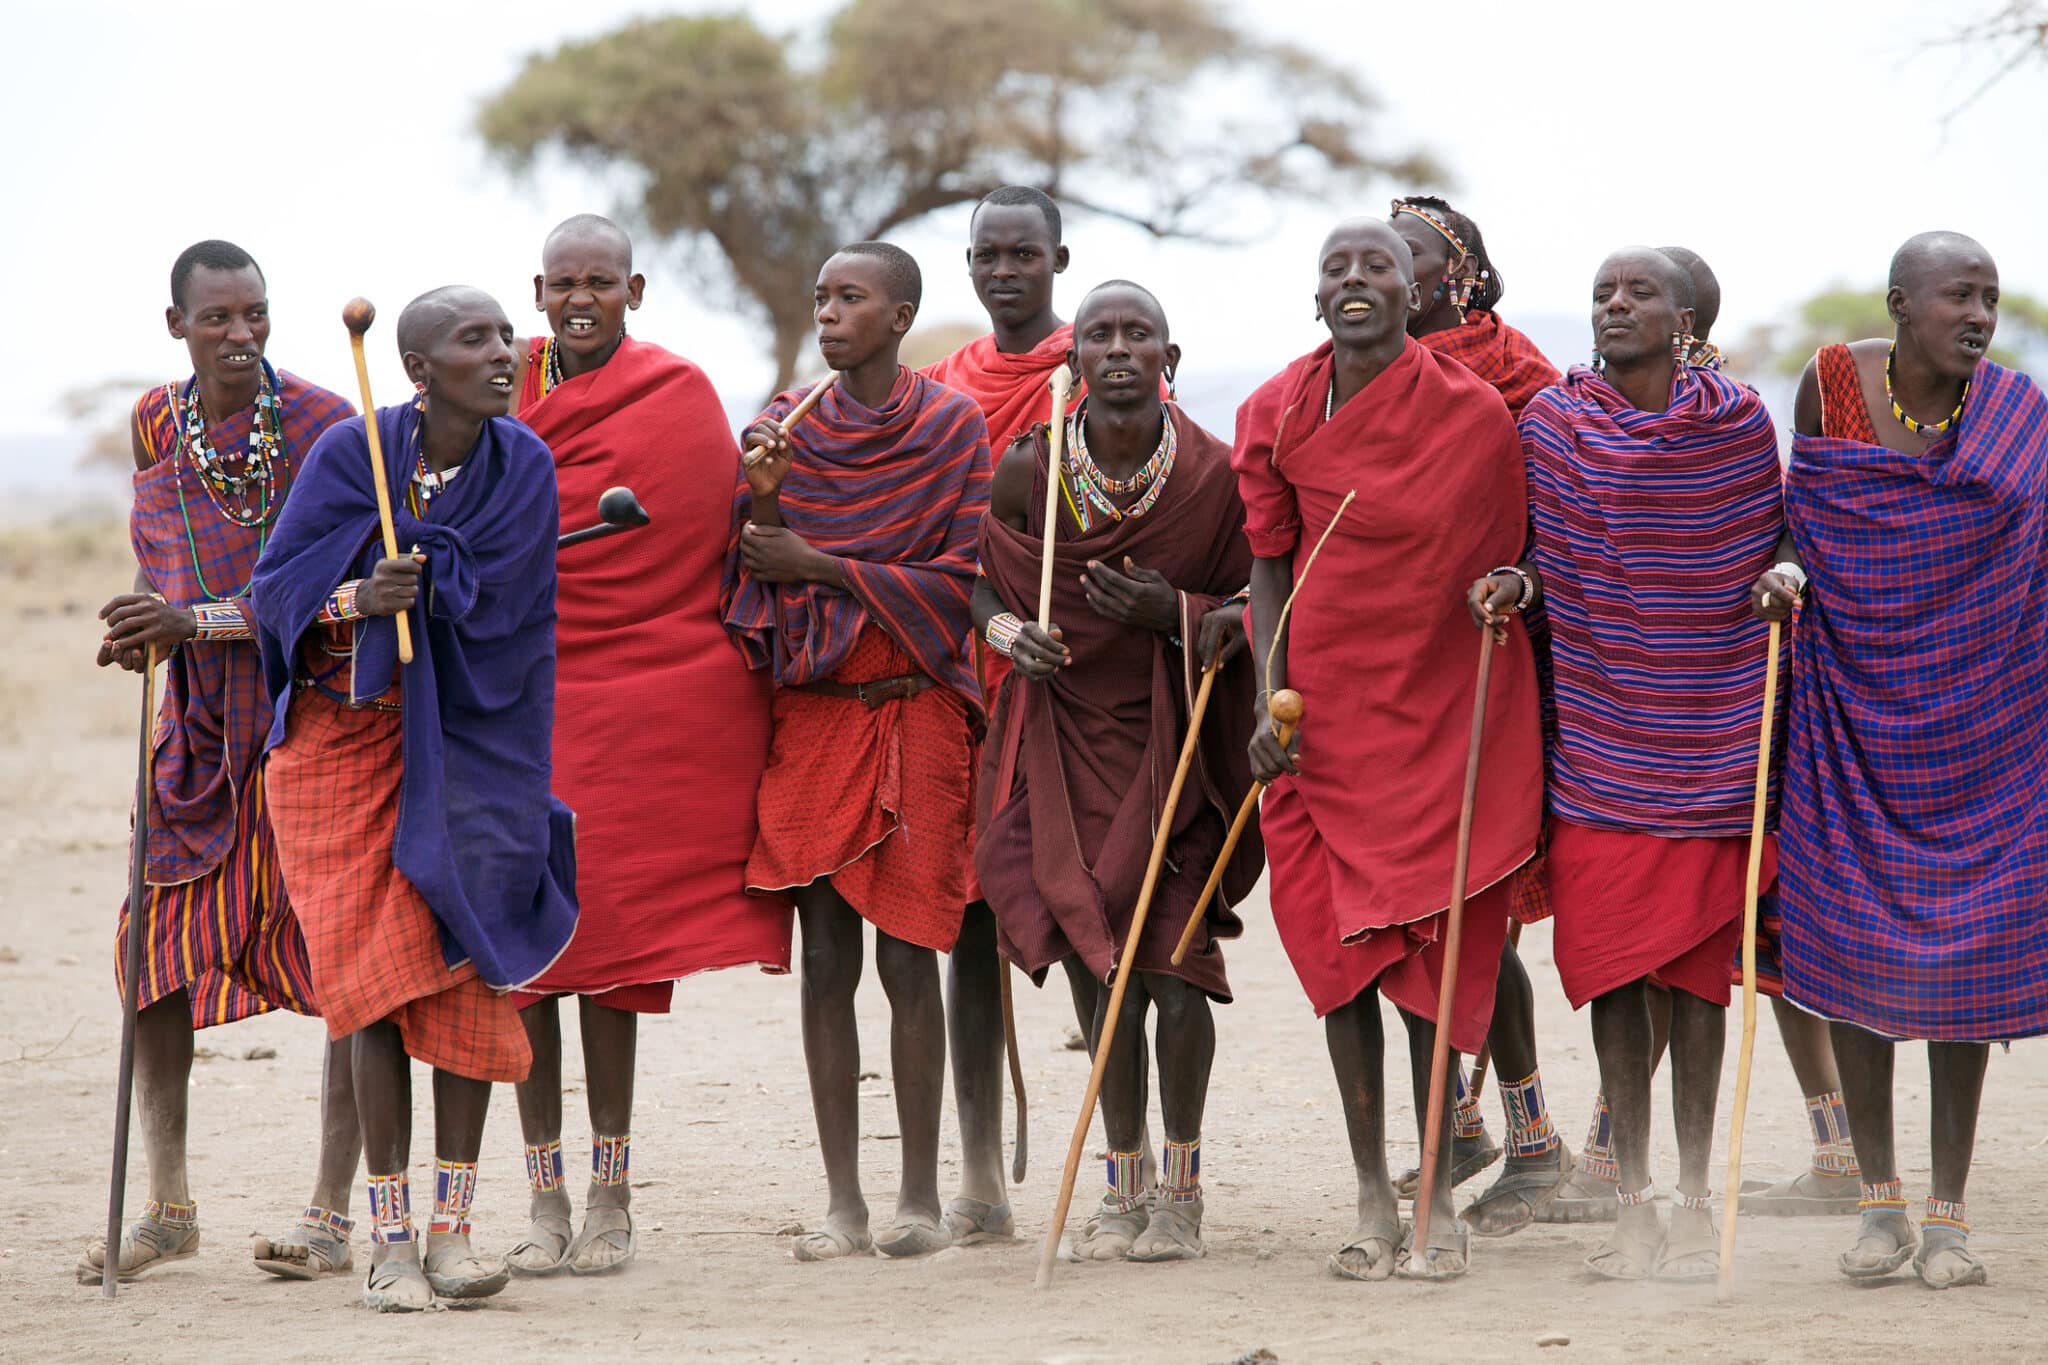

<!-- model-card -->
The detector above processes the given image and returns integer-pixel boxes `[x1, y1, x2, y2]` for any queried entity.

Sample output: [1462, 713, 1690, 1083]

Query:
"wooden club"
[102, 646, 159, 1297]
[1411, 629, 1498, 1266]
[1719, 617, 1783, 1300]
[1036, 654, 1220, 1289]
[341, 299, 413, 665]
[1168, 688, 1305, 967]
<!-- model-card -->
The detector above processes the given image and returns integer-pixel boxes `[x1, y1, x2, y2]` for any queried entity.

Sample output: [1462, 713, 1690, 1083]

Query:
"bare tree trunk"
[763, 307, 811, 408]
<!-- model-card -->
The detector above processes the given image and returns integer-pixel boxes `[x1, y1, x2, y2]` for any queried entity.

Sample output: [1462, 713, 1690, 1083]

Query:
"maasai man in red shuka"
[1386, 195, 1570, 1236]
[721, 242, 991, 1263]
[81, 241, 363, 1288]
[1233, 219, 1542, 1282]
[500, 215, 783, 1278]
[919, 186, 1075, 1239]
[255, 287, 578, 1313]
[1756, 231, 2048, 1291]
[976, 281, 1260, 1262]
[1479, 247, 1784, 1284]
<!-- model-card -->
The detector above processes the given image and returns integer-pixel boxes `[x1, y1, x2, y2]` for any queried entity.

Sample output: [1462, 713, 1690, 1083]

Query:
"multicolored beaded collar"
[1886, 343, 1970, 437]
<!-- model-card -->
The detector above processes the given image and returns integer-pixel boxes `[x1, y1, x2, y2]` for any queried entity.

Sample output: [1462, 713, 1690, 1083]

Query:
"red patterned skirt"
[266, 689, 531, 1082]
[747, 626, 973, 951]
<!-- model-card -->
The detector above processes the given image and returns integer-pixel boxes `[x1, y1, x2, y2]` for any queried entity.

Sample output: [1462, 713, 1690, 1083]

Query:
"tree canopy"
[1732, 285, 2048, 378]
[478, 0, 1438, 395]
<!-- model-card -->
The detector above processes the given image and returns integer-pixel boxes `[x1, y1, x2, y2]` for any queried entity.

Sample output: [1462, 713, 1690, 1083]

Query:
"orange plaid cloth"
[266, 686, 530, 1083]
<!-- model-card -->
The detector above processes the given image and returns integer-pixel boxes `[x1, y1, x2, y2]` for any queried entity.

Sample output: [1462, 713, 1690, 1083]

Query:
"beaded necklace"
[538, 338, 564, 397]
[406, 397, 448, 514]
[1065, 401, 1175, 532]
[1886, 344, 1969, 437]
[168, 361, 288, 601]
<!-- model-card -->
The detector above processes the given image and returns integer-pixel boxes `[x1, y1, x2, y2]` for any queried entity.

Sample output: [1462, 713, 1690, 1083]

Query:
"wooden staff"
[1035, 366, 1076, 631]
[1464, 919, 1524, 1105]
[972, 634, 1030, 1184]
[1411, 630, 1498, 1263]
[1036, 655, 1220, 1290]
[1169, 689, 1304, 966]
[341, 299, 413, 665]
[103, 646, 159, 1297]
[741, 373, 836, 471]
[1719, 617, 1784, 1300]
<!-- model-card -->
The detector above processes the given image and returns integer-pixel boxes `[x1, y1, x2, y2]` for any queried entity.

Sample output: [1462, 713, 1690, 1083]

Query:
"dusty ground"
[1, 522, 2043, 1363]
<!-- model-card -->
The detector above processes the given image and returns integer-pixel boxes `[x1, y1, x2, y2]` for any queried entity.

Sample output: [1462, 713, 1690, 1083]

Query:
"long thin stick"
[742, 373, 836, 470]
[1001, 963, 1028, 1183]
[1035, 366, 1076, 631]
[1036, 657, 1219, 1289]
[341, 299, 412, 665]
[1719, 618, 1783, 1300]
[1169, 690, 1304, 966]
[104, 646, 159, 1297]
[1465, 919, 1524, 1105]
[1261, 490, 1356, 693]
[1412, 632, 1497, 1264]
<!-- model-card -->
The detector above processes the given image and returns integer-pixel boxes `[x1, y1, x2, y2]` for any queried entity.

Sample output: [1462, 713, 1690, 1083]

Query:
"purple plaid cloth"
[1778, 359, 2048, 1041]
[130, 365, 354, 882]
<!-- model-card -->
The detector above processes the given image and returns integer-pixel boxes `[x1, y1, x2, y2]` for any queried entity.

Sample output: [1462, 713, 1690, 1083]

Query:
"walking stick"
[971, 633, 1031, 1185]
[1035, 655, 1220, 1289]
[1036, 366, 1076, 631]
[1719, 618, 1783, 1300]
[1411, 630, 1498, 1263]
[741, 373, 836, 471]
[103, 646, 160, 1297]
[1168, 689, 1303, 966]
[341, 299, 413, 665]
[1464, 920, 1524, 1106]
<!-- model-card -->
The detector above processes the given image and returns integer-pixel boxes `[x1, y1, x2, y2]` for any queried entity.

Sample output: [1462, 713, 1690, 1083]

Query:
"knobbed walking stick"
[1411, 629, 1499, 1264]
[1035, 366, 1076, 632]
[342, 299, 414, 665]
[741, 373, 836, 471]
[1036, 654, 1221, 1289]
[103, 646, 160, 1297]
[1719, 617, 1784, 1300]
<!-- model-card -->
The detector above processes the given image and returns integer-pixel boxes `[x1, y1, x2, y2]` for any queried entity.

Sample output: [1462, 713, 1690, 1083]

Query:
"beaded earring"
[1671, 332, 1689, 365]
[1453, 271, 1486, 323]
[1591, 350, 1606, 375]
[1164, 363, 1177, 402]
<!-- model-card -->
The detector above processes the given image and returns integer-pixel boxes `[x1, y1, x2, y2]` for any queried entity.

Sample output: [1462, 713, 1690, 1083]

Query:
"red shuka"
[512, 337, 787, 1011]
[1231, 339, 1543, 1052]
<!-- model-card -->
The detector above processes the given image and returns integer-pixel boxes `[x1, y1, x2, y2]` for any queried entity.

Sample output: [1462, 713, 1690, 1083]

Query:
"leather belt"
[790, 671, 936, 710]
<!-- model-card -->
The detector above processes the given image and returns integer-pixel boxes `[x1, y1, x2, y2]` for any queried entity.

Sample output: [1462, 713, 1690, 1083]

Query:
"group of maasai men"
[83, 183, 2045, 1311]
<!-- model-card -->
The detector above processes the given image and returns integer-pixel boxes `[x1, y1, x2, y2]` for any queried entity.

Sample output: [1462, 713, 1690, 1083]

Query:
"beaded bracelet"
[1490, 564, 1534, 613]
[1770, 560, 1808, 596]
[985, 611, 1024, 659]
[318, 579, 365, 625]
[190, 600, 253, 642]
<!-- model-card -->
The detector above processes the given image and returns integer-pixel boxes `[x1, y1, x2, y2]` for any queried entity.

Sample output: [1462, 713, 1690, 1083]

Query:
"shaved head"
[1077, 279, 1167, 336]
[1658, 245, 1720, 339]
[833, 241, 922, 309]
[1599, 247, 1695, 311]
[544, 213, 633, 272]
[397, 285, 501, 356]
[1322, 218, 1415, 282]
[1889, 230, 1994, 293]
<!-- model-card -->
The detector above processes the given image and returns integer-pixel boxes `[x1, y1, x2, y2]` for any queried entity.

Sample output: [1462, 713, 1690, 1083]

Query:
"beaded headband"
[1391, 199, 1469, 258]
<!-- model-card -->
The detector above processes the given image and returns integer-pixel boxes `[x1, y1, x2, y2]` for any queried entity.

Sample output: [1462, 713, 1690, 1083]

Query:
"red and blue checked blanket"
[1519, 364, 1785, 835]
[721, 367, 992, 710]
[1419, 309, 1560, 417]
[1778, 358, 2048, 1041]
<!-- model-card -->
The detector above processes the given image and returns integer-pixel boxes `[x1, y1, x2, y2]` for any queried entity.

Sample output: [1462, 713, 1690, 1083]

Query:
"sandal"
[506, 1210, 575, 1276]
[1652, 1193, 1719, 1283]
[1914, 1230, 1988, 1290]
[422, 1233, 511, 1300]
[1327, 1224, 1401, 1282]
[790, 1224, 873, 1262]
[1462, 1145, 1575, 1238]
[1740, 1168, 1861, 1217]
[875, 1213, 954, 1259]
[1536, 1164, 1621, 1225]
[1072, 1198, 1149, 1262]
[1395, 1133, 1502, 1200]
[567, 1204, 635, 1275]
[1128, 1198, 1204, 1263]
[941, 1197, 1015, 1245]
[1585, 1196, 1661, 1282]
[1839, 1211, 1916, 1281]
[77, 1200, 200, 1284]
[1396, 1218, 1471, 1281]
[252, 1207, 354, 1280]
[361, 1246, 435, 1312]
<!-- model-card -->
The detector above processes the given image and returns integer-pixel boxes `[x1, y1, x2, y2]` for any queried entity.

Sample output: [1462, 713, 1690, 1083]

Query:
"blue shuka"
[251, 402, 577, 990]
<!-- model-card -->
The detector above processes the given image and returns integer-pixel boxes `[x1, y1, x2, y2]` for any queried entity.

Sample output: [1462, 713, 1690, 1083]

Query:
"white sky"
[7, 0, 2043, 472]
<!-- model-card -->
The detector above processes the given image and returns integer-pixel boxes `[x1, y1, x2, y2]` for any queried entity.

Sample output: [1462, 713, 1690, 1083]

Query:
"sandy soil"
[1, 523, 2043, 1363]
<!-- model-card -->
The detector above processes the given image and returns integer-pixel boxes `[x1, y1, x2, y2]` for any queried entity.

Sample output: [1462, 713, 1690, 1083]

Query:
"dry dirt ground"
[1, 523, 2044, 1363]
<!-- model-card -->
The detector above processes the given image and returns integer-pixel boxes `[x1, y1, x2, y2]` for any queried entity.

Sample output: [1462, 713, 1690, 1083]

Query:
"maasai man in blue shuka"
[253, 286, 576, 1313]
[1755, 231, 2048, 1293]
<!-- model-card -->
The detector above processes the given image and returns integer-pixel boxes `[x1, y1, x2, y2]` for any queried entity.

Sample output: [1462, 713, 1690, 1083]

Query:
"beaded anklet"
[1499, 1071, 1560, 1158]
[1806, 1090, 1859, 1177]
[1923, 1197, 1969, 1237]
[366, 1173, 413, 1245]
[594, 1133, 631, 1187]
[143, 1198, 198, 1228]
[1857, 1178, 1907, 1216]
[430, 1160, 480, 1237]
[525, 1139, 566, 1193]
[1452, 1070, 1487, 1140]
[300, 1205, 354, 1238]
[1580, 1094, 1619, 1183]
[1615, 1184, 1655, 1209]
[1104, 1150, 1147, 1214]
[1672, 1189, 1714, 1213]
[1161, 1138, 1201, 1204]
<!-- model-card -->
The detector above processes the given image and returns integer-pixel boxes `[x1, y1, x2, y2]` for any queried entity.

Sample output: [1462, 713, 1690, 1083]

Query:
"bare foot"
[251, 1212, 353, 1280]
[423, 1230, 510, 1300]
[791, 1209, 873, 1262]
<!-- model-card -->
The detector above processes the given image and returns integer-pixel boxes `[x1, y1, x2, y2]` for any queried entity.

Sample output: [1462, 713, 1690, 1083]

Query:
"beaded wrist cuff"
[318, 579, 365, 624]
[985, 611, 1024, 659]
[1490, 564, 1534, 613]
[190, 600, 253, 641]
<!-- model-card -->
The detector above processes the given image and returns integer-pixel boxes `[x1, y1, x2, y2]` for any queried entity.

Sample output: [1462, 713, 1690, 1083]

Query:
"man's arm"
[1246, 554, 1297, 779]
[980, 433, 1067, 678]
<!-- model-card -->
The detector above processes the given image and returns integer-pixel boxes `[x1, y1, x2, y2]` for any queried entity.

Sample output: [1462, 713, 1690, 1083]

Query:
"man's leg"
[421, 1064, 508, 1298]
[1061, 956, 1157, 1187]
[253, 1034, 364, 1279]
[1748, 998, 1861, 1212]
[1398, 1009, 1467, 1277]
[569, 996, 640, 1272]
[1323, 991, 1400, 1281]
[81, 990, 200, 1280]
[873, 926, 948, 1255]
[1656, 990, 1727, 1279]
[1132, 976, 1214, 1262]
[1074, 972, 1153, 1261]
[1459, 942, 1569, 1235]
[506, 996, 573, 1273]
[791, 882, 871, 1260]
[944, 902, 1010, 1236]
[1584, 980, 1660, 1277]
[1918, 1040, 1992, 1288]
[1830, 1022, 1914, 1278]
[1557, 982, 1676, 1221]
[354, 1020, 432, 1310]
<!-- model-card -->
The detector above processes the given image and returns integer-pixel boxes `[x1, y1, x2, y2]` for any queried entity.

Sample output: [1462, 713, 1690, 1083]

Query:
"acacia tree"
[478, 0, 1437, 395]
